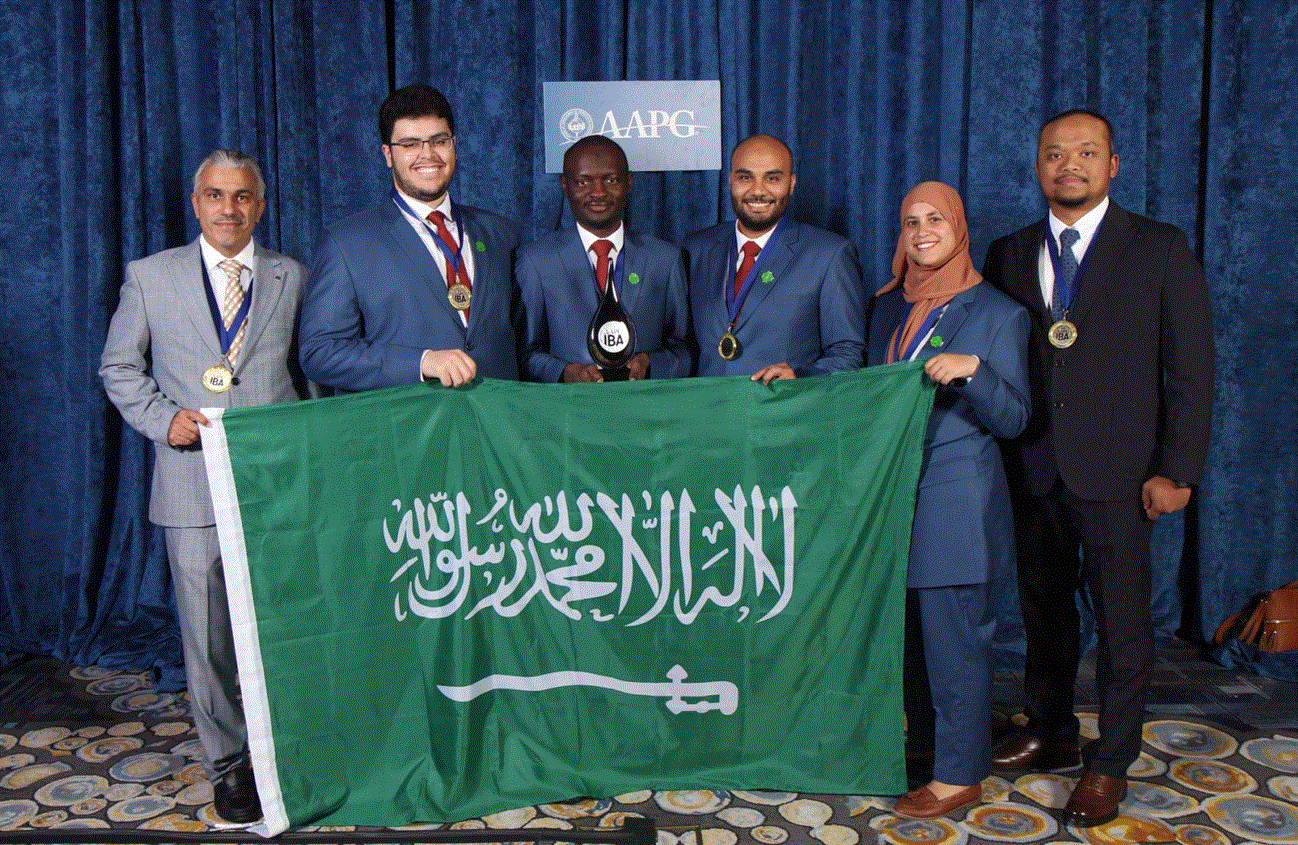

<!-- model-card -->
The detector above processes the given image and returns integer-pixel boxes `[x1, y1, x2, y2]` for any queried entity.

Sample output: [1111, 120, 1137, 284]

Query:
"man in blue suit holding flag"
[300, 85, 522, 392]
[684, 134, 865, 382]
[516, 135, 690, 382]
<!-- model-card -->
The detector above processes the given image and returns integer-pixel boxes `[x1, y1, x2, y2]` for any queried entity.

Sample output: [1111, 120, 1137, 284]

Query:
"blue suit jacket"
[299, 198, 522, 392]
[516, 227, 691, 382]
[868, 282, 1031, 587]
[683, 219, 866, 377]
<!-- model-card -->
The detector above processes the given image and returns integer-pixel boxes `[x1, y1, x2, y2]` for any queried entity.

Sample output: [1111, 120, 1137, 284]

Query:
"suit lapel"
[699, 231, 733, 335]
[384, 202, 464, 336]
[918, 289, 974, 361]
[1015, 221, 1049, 317]
[237, 246, 289, 373]
[172, 240, 224, 362]
[459, 209, 488, 336]
[619, 231, 643, 314]
[1068, 203, 1133, 327]
[560, 229, 598, 315]
[733, 218, 794, 331]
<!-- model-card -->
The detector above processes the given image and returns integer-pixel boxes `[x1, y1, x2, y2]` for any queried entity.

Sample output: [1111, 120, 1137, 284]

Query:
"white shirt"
[1037, 196, 1109, 309]
[199, 237, 256, 294]
[576, 222, 625, 273]
[733, 222, 777, 272]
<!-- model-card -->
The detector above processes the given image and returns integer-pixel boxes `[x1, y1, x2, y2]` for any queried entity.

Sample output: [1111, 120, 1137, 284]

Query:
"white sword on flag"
[438, 664, 738, 715]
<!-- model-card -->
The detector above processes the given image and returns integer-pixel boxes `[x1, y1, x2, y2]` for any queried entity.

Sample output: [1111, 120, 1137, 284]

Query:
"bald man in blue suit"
[684, 134, 865, 382]
[300, 85, 521, 392]
[517, 136, 689, 383]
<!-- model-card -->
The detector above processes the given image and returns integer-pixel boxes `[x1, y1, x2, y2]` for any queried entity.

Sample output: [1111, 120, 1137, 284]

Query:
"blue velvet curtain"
[3, 0, 1295, 682]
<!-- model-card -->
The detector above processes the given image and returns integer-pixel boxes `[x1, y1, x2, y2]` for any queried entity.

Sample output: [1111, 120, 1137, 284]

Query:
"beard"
[393, 167, 450, 205]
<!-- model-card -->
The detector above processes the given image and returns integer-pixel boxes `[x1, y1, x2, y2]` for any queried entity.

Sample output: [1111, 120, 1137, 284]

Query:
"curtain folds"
[2, 0, 1294, 679]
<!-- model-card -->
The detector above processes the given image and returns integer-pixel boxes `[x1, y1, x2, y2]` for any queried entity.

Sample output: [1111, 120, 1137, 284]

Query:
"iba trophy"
[587, 274, 637, 381]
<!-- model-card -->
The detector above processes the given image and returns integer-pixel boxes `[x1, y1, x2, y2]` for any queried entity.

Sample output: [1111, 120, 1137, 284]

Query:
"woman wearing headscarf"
[867, 181, 1031, 819]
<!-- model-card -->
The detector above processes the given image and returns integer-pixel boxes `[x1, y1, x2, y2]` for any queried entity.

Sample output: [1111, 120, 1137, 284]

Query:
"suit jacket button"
[1054, 400, 1065, 409]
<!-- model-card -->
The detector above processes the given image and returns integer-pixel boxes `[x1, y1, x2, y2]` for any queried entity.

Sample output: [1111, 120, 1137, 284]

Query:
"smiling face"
[728, 135, 796, 237]
[902, 201, 958, 269]
[383, 114, 457, 204]
[190, 165, 266, 257]
[561, 141, 631, 237]
[1036, 113, 1119, 224]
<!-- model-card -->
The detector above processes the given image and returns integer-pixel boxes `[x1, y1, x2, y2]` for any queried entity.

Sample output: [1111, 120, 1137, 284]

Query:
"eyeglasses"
[388, 134, 455, 154]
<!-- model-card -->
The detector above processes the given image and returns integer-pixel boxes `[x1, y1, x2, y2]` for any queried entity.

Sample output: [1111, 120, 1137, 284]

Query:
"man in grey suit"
[101, 149, 312, 824]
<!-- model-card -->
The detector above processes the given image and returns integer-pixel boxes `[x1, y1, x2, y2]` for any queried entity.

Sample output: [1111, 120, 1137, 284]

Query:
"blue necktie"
[1052, 227, 1080, 321]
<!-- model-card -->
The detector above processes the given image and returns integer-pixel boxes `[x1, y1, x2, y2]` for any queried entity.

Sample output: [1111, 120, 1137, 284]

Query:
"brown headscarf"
[877, 181, 981, 363]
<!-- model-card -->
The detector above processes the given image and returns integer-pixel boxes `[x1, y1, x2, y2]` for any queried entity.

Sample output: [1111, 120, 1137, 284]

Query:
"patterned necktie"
[591, 239, 614, 294]
[218, 259, 246, 366]
[1052, 227, 1080, 320]
[427, 210, 471, 316]
[734, 240, 761, 297]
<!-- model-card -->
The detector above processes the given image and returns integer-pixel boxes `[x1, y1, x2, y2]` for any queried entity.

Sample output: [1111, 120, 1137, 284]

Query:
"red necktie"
[735, 240, 761, 297]
[427, 210, 471, 316]
[591, 239, 614, 294]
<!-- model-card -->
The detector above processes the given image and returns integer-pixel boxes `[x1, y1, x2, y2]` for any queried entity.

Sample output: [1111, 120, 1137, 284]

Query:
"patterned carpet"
[2, 656, 1297, 843]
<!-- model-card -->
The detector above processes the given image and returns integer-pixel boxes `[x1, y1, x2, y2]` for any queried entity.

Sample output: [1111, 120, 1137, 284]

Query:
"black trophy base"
[599, 366, 630, 381]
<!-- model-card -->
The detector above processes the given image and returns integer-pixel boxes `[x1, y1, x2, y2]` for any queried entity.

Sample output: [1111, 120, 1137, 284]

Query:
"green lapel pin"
[760, 270, 774, 283]
[930, 335, 943, 348]
[627, 272, 640, 285]
[474, 240, 486, 252]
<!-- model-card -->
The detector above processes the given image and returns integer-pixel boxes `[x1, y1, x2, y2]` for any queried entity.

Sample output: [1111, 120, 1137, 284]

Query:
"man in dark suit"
[516, 135, 689, 382]
[684, 134, 864, 382]
[300, 84, 521, 392]
[983, 110, 1213, 827]
[101, 150, 313, 824]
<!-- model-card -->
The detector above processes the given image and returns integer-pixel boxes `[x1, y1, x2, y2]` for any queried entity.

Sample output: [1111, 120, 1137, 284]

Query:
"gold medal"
[202, 365, 234, 394]
[1048, 319, 1078, 349]
[447, 283, 471, 311]
[718, 332, 741, 361]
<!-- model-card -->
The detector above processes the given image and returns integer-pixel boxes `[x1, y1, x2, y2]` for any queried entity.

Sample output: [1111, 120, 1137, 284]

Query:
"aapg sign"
[544, 81, 721, 173]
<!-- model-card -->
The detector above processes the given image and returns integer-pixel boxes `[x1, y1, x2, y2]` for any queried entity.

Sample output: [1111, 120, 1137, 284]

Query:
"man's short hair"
[1040, 109, 1115, 152]
[379, 85, 455, 144]
[192, 149, 265, 200]
[562, 135, 628, 173]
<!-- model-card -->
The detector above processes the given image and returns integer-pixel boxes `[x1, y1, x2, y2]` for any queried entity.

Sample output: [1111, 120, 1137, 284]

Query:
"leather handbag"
[1214, 580, 1298, 653]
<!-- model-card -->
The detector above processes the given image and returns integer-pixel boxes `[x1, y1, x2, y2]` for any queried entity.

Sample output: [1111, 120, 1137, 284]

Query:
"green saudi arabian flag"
[201, 363, 934, 835]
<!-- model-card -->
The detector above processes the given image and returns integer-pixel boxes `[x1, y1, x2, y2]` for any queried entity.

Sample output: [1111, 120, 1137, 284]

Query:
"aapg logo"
[559, 108, 594, 143]
[558, 106, 707, 145]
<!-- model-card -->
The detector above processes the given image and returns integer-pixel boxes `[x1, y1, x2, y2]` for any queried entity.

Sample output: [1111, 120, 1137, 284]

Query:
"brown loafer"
[1064, 771, 1126, 827]
[991, 731, 1080, 771]
[893, 783, 982, 819]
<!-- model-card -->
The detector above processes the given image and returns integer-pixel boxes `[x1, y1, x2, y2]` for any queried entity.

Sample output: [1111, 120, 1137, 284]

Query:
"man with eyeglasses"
[300, 84, 522, 391]
[516, 135, 689, 382]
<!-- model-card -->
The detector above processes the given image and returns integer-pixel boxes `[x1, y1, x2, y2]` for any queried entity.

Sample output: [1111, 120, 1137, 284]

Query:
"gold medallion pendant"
[1048, 319, 1078, 349]
[718, 332, 741, 361]
[447, 283, 471, 311]
[202, 365, 234, 394]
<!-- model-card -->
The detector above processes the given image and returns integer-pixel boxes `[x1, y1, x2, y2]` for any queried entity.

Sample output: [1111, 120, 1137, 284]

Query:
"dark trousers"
[1012, 483, 1153, 777]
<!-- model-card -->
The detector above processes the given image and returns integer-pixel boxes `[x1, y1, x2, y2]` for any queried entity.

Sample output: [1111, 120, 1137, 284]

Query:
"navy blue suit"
[684, 219, 865, 377]
[300, 198, 522, 392]
[516, 228, 690, 382]
[869, 281, 1030, 785]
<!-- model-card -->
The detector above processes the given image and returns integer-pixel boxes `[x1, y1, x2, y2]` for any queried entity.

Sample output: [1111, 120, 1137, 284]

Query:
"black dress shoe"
[990, 732, 1080, 771]
[213, 760, 262, 824]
